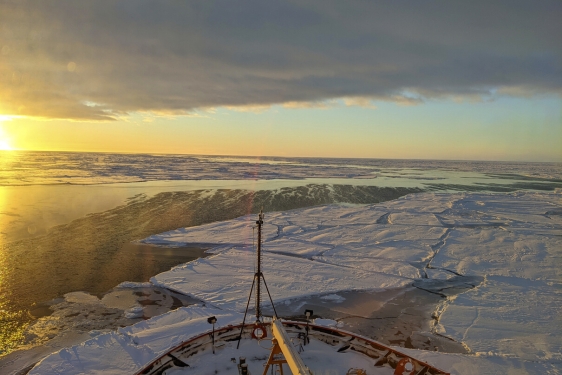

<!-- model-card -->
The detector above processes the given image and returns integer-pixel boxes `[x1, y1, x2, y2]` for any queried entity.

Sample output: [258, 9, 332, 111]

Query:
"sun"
[0, 139, 13, 150]
[0, 122, 15, 150]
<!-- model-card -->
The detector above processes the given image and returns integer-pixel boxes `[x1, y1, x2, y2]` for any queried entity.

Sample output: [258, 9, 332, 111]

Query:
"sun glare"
[0, 121, 15, 150]
[0, 140, 13, 150]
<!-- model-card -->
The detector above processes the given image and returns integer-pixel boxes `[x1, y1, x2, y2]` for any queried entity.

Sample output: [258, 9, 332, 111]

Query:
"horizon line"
[2, 148, 561, 164]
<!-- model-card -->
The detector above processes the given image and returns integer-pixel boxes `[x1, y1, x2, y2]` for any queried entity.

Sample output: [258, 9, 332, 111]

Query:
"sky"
[0, 0, 561, 161]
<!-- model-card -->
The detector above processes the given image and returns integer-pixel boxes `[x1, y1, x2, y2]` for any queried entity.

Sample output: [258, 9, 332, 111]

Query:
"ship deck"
[138, 321, 449, 375]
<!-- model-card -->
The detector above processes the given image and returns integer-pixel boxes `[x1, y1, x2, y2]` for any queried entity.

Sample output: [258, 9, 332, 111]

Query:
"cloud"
[0, 0, 560, 120]
[282, 100, 335, 109]
[224, 104, 273, 113]
[342, 97, 377, 109]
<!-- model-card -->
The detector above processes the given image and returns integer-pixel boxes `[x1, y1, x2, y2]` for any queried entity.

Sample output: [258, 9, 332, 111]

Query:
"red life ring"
[251, 323, 267, 340]
[394, 358, 416, 375]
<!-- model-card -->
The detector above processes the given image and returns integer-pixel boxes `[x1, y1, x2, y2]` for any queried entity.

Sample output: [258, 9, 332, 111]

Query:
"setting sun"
[0, 139, 13, 150]
[0, 123, 15, 150]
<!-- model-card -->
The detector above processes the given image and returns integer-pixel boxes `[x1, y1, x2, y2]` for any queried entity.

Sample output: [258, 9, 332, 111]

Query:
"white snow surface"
[151, 249, 411, 311]
[31, 191, 562, 374]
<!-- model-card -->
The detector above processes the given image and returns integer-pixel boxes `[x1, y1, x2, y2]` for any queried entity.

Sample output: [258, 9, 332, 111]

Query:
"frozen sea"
[0, 151, 561, 374]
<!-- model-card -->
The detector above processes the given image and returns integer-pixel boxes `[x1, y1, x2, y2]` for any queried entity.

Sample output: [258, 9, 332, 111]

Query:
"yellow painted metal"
[262, 339, 285, 375]
[270, 318, 311, 375]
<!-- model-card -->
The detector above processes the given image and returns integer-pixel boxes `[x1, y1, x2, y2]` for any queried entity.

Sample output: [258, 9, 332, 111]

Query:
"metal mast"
[255, 210, 264, 320]
[237, 209, 278, 349]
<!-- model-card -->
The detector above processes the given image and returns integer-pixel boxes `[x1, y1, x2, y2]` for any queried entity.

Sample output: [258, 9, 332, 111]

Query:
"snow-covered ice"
[151, 249, 411, 311]
[320, 294, 346, 303]
[29, 191, 562, 374]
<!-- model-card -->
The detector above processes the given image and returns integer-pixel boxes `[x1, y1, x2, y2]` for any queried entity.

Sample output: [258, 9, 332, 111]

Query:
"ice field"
[20, 191, 562, 374]
[143, 192, 562, 366]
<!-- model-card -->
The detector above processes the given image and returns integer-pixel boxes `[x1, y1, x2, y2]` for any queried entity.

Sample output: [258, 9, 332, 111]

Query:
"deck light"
[208, 316, 217, 354]
[304, 309, 313, 346]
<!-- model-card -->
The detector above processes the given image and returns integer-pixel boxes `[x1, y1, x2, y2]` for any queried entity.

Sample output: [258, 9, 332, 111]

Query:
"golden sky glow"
[0, 1, 560, 161]
[1, 95, 561, 162]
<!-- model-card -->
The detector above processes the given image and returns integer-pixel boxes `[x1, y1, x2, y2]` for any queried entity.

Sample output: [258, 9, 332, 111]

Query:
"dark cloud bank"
[0, 0, 560, 120]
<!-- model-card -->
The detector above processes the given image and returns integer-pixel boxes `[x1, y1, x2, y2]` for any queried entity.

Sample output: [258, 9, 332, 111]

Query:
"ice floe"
[151, 249, 411, 311]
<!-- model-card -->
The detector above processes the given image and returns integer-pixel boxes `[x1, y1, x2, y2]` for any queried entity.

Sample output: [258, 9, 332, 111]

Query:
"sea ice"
[150, 249, 411, 311]
[63, 292, 103, 305]
[144, 191, 561, 371]
[141, 217, 278, 247]
[319, 294, 346, 303]
[430, 227, 561, 281]
[29, 191, 562, 374]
